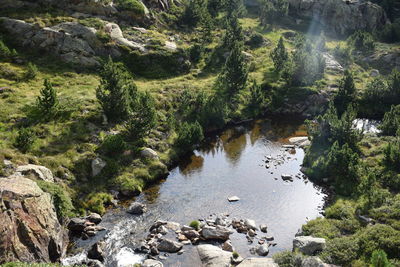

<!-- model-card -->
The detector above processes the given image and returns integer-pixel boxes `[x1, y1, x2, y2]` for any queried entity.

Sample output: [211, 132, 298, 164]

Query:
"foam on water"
[115, 247, 144, 267]
[61, 251, 87, 266]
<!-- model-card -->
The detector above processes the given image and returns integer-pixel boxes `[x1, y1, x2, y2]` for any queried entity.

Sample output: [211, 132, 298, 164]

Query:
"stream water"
[63, 118, 327, 267]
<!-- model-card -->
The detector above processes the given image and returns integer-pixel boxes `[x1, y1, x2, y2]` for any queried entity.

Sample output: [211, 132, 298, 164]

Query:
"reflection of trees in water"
[221, 128, 247, 165]
[144, 182, 164, 203]
[178, 154, 205, 176]
[263, 117, 306, 142]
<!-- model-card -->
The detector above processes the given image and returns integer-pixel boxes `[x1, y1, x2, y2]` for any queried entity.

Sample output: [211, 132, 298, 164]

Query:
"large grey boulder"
[16, 164, 54, 182]
[237, 258, 278, 267]
[0, 176, 67, 263]
[201, 225, 233, 241]
[197, 244, 232, 267]
[287, 0, 387, 36]
[293, 236, 326, 255]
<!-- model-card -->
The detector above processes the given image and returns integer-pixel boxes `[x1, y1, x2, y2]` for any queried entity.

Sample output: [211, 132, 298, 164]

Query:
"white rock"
[237, 258, 278, 266]
[141, 148, 158, 159]
[228, 196, 240, 202]
[244, 219, 257, 230]
[91, 158, 106, 177]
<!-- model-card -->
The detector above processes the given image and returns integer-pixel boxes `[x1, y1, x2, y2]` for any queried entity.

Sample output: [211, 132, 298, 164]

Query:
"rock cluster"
[67, 213, 106, 240]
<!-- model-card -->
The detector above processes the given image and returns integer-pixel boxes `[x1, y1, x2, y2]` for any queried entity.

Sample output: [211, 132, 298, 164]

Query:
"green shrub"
[37, 181, 75, 220]
[348, 31, 375, 52]
[85, 192, 113, 215]
[100, 134, 126, 156]
[273, 251, 303, 267]
[371, 250, 392, 267]
[113, 173, 144, 195]
[115, 0, 145, 15]
[246, 32, 265, 48]
[380, 105, 400, 136]
[358, 224, 400, 259]
[175, 121, 204, 153]
[14, 128, 35, 153]
[320, 236, 360, 266]
[189, 220, 200, 230]
[232, 251, 239, 259]
[189, 44, 203, 64]
[383, 138, 400, 172]
[24, 62, 38, 80]
[301, 217, 341, 239]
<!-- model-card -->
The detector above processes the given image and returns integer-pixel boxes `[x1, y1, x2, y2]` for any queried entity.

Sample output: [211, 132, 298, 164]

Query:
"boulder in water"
[127, 202, 147, 215]
[293, 236, 326, 255]
[157, 238, 183, 253]
[197, 244, 232, 267]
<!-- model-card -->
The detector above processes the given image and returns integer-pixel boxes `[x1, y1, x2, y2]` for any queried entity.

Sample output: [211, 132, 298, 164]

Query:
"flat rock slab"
[197, 244, 231, 267]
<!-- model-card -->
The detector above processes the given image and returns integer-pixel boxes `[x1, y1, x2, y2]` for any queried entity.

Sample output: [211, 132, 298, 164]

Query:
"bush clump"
[175, 121, 204, 153]
[189, 220, 200, 230]
[84, 192, 113, 215]
[100, 134, 127, 156]
[14, 127, 35, 153]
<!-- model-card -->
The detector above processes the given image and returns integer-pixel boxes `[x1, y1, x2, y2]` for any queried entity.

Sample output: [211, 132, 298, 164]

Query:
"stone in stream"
[256, 244, 269, 256]
[293, 236, 326, 255]
[87, 213, 102, 224]
[87, 241, 105, 262]
[157, 238, 183, 253]
[201, 225, 233, 241]
[222, 240, 234, 252]
[281, 174, 293, 181]
[244, 219, 258, 230]
[260, 224, 268, 233]
[228, 195, 240, 202]
[127, 202, 147, 215]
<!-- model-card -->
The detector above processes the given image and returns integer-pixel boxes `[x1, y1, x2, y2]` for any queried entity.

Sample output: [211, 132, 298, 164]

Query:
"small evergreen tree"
[247, 80, 265, 117]
[24, 62, 38, 80]
[175, 121, 204, 152]
[217, 41, 248, 103]
[270, 37, 289, 73]
[125, 91, 157, 144]
[96, 57, 137, 122]
[14, 127, 35, 153]
[36, 79, 58, 117]
[370, 250, 392, 267]
[380, 105, 400, 136]
[383, 138, 400, 172]
[223, 14, 244, 51]
[334, 70, 356, 116]
[348, 31, 375, 52]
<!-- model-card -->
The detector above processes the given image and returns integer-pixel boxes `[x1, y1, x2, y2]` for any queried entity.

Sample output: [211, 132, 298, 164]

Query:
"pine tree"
[370, 250, 392, 267]
[334, 70, 356, 116]
[247, 80, 265, 117]
[36, 79, 58, 117]
[96, 57, 137, 122]
[223, 14, 244, 51]
[270, 37, 288, 73]
[217, 41, 248, 102]
[125, 91, 157, 143]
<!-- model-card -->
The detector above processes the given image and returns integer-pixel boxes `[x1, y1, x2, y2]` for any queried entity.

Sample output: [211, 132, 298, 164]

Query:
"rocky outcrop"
[0, 176, 67, 263]
[288, 0, 387, 36]
[293, 236, 326, 255]
[91, 158, 106, 177]
[15, 164, 54, 182]
[197, 244, 232, 267]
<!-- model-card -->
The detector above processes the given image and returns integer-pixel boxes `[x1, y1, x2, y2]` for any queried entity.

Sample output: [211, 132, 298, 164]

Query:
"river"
[63, 118, 327, 267]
